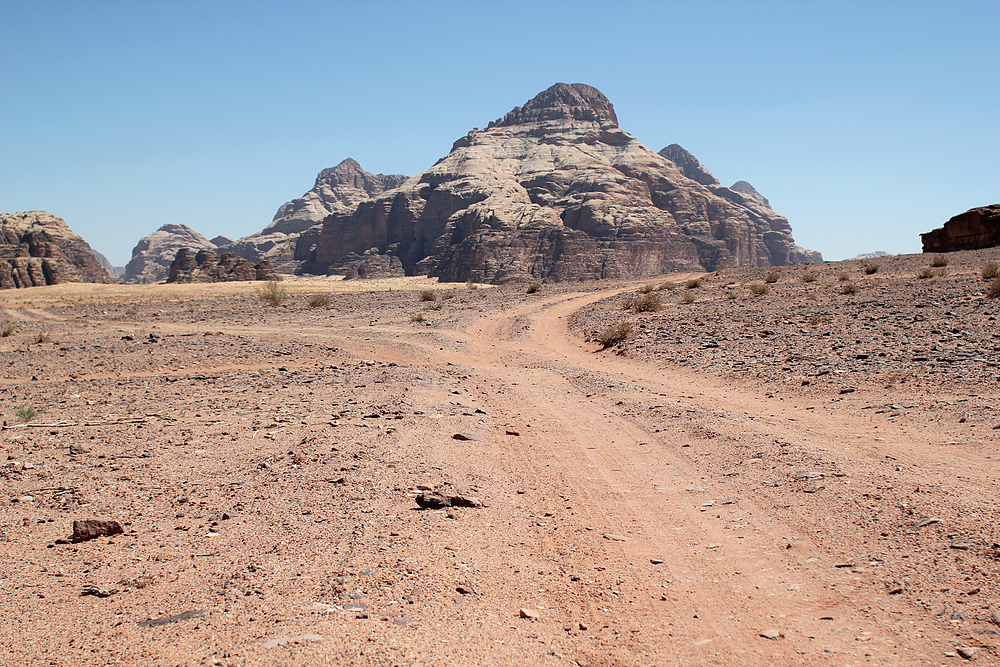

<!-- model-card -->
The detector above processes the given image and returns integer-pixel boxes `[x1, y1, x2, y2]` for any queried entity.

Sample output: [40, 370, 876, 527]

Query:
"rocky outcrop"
[90, 249, 118, 280]
[0, 211, 111, 289]
[303, 83, 819, 283]
[166, 248, 278, 284]
[223, 159, 406, 273]
[658, 144, 719, 186]
[921, 205, 1000, 253]
[121, 224, 218, 284]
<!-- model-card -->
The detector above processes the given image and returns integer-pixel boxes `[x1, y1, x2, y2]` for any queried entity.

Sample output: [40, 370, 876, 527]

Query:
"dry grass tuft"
[750, 283, 769, 296]
[918, 268, 934, 279]
[624, 292, 663, 312]
[1, 322, 14, 337]
[865, 264, 880, 275]
[527, 282, 542, 294]
[765, 272, 780, 284]
[841, 283, 859, 295]
[658, 281, 676, 290]
[800, 273, 817, 283]
[685, 279, 701, 289]
[931, 254, 949, 267]
[983, 262, 999, 280]
[988, 277, 1000, 299]
[680, 291, 697, 304]
[420, 290, 437, 302]
[308, 294, 331, 308]
[256, 280, 288, 306]
[597, 321, 633, 349]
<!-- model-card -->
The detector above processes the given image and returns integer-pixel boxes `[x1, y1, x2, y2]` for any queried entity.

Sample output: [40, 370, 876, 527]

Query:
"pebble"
[261, 633, 323, 648]
[603, 533, 628, 542]
[991, 610, 1000, 626]
[451, 433, 483, 441]
[650, 558, 664, 564]
[957, 646, 980, 660]
[72, 518, 124, 543]
[912, 517, 940, 528]
[721, 496, 740, 505]
[519, 608, 540, 620]
[759, 628, 783, 640]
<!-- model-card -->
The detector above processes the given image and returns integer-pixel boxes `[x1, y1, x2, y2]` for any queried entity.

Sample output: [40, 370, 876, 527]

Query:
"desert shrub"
[931, 254, 949, 267]
[837, 272, 850, 282]
[800, 273, 817, 283]
[624, 292, 662, 312]
[680, 291, 697, 304]
[982, 262, 999, 279]
[988, 277, 1000, 299]
[420, 290, 437, 302]
[441, 290, 456, 299]
[841, 283, 859, 294]
[685, 279, 701, 289]
[410, 312, 426, 322]
[1, 322, 14, 337]
[34, 332, 51, 344]
[639, 284, 655, 294]
[257, 280, 287, 306]
[597, 321, 633, 349]
[765, 272, 780, 284]
[750, 283, 769, 296]
[808, 313, 830, 326]
[658, 281, 676, 290]
[465, 278, 478, 290]
[806, 292, 818, 300]
[865, 264, 880, 275]
[527, 282, 542, 294]
[15, 406, 39, 422]
[308, 294, 331, 308]
[937, 268, 948, 277]
[918, 268, 934, 279]
[725, 291, 738, 300]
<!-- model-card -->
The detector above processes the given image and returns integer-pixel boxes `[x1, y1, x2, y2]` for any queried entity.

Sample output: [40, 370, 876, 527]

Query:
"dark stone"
[71, 519, 124, 543]
[921, 204, 1000, 252]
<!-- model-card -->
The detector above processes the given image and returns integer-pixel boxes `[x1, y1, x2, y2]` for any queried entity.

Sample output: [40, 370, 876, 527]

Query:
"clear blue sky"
[2, 0, 998, 267]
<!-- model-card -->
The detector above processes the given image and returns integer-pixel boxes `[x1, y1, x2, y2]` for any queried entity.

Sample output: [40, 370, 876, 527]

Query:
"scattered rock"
[990, 610, 1000, 627]
[138, 609, 207, 627]
[956, 646, 980, 660]
[81, 584, 117, 598]
[759, 629, 784, 640]
[650, 558, 664, 564]
[505, 430, 520, 436]
[71, 518, 124, 543]
[68, 443, 89, 455]
[519, 608, 540, 620]
[261, 633, 323, 648]
[451, 433, 483, 441]
[603, 533, 628, 542]
[414, 491, 484, 509]
[912, 517, 940, 528]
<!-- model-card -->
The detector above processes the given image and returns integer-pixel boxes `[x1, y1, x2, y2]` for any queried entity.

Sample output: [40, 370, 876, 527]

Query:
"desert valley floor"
[2, 250, 999, 666]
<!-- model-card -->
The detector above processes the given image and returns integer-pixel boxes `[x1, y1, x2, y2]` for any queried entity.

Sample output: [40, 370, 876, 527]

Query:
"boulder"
[921, 204, 1000, 253]
[303, 83, 819, 282]
[0, 211, 111, 289]
[121, 224, 217, 284]
[166, 247, 276, 283]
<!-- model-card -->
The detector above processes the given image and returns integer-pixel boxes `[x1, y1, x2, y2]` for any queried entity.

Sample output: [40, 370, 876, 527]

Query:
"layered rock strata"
[0, 211, 111, 289]
[305, 83, 819, 282]
[121, 224, 218, 284]
[921, 205, 1000, 253]
[165, 248, 278, 284]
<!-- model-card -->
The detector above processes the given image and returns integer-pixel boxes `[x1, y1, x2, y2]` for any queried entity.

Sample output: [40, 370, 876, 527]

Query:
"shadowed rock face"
[305, 83, 818, 283]
[0, 211, 111, 289]
[921, 205, 1000, 253]
[222, 159, 407, 273]
[122, 224, 217, 284]
[165, 248, 278, 283]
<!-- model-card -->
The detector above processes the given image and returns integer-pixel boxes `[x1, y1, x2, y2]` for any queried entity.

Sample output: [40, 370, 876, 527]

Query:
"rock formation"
[921, 205, 1000, 253]
[0, 211, 111, 289]
[223, 159, 407, 273]
[121, 224, 218, 284]
[165, 248, 278, 284]
[90, 249, 118, 280]
[303, 83, 819, 283]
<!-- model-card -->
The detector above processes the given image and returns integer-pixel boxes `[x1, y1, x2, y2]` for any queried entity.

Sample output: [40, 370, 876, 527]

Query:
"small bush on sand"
[658, 281, 676, 290]
[800, 273, 817, 283]
[420, 290, 437, 302]
[1, 322, 14, 337]
[837, 272, 850, 282]
[527, 282, 541, 294]
[680, 291, 697, 304]
[257, 280, 287, 306]
[988, 277, 1000, 299]
[918, 268, 934, 279]
[639, 284, 655, 294]
[983, 262, 999, 279]
[685, 279, 701, 289]
[309, 294, 331, 308]
[865, 264, 880, 275]
[410, 312, 426, 322]
[465, 278, 478, 290]
[765, 272, 780, 284]
[624, 292, 663, 312]
[931, 254, 949, 267]
[597, 321, 633, 349]
[34, 332, 51, 344]
[15, 406, 39, 422]
[841, 283, 859, 295]
[750, 283, 769, 296]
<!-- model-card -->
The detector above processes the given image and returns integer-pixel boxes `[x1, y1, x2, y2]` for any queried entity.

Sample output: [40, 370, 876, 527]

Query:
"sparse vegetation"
[800, 273, 817, 283]
[982, 262, 999, 279]
[750, 283, 769, 296]
[931, 254, 949, 267]
[34, 332, 51, 344]
[256, 280, 288, 306]
[988, 277, 1000, 299]
[841, 283, 859, 294]
[918, 268, 934, 279]
[441, 290, 456, 299]
[1, 322, 14, 337]
[808, 313, 829, 326]
[837, 272, 850, 282]
[465, 278, 478, 290]
[527, 282, 542, 294]
[597, 321, 633, 349]
[420, 290, 437, 302]
[15, 406, 39, 422]
[685, 279, 701, 289]
[865, 264, 880, 275]
[624, 292, 663, 312]
[658, 281, 676, 290]
[639, 284, 655, 294]
[680, 291, 697, 304]
[764, 272, 780, 284]
[126, 305, 139, 315]
[309, 294, 331, 308]
[410, 312, 426, 322]
[806, 292, 818, 300]
[937, 268, 948, 277]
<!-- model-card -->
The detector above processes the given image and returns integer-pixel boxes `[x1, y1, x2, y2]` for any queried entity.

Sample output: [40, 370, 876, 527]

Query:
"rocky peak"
[488, 83, 618, 129]
[0, 211, 111, 288]
[658, 144, 719, 186]
[729, 181, 773, 211]
[121, 223, 217, 284]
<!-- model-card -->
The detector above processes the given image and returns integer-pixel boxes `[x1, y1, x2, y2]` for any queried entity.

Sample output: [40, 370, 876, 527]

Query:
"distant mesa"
[849, 251, 890, 261]
[921, 205, 1000, 253]
[121, 223, 218, 284]
[292, 82, 819, 282]
[166, 247, 278, 284]
[221, 158, 407, 274]
[0, 211, 111, 289]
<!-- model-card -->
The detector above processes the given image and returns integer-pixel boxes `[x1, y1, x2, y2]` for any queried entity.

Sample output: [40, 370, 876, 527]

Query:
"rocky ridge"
[222, 159, 406, 274]
[921, 204, 1000, 253]
[0, 211, 111, 289]
[121, 224, 218, 284]
[165, 248, 278, 284]
[303, 83, 820, 282]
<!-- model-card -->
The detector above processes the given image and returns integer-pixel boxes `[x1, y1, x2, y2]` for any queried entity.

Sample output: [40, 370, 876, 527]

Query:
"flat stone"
[519, 608, 540, 620]
[392, 616, 412, 625]
[343, 602, 367, 611]
[261, 633, 323, 648]
[603, 533, 628, 542]
[138, 609, 206, 627]
[81, 584, 117, 598]
[957, 646, 980, 660]
[759, 628, 783, 640]
[912, 517, 940, 528]
[452, 433, 483, 441]
[991, 610, 1000, 626]
[72, 519, 124, 543]
[650, 558, 664, 565]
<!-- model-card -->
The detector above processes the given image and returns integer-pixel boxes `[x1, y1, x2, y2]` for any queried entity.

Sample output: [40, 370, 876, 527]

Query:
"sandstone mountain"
[302, 83, 820, 282]
[0, 211, 111, 289]
[165, 248, 278, 284]
[121, 224, 218, 284]
[90, 249, 118, 280]
[222, 159, 407, 274]
[921, 204, 1000, 253]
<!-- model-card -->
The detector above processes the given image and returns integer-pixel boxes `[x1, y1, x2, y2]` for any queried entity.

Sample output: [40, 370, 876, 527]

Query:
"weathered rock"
[166, 248, 273, 283]
[224, 159, 406, 274]
[121, 224, 217, 284]
[658, 144, 719, 186]
[81, 584, 118, 597]
[0, 211, 111, 289]
[71, 518, 124, 542]
[303, 83, 820, 283]
[922, 204, 1000, 253]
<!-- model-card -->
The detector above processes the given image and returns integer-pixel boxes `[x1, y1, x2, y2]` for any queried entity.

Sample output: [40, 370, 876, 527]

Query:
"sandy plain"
[1, 249, 998, 666]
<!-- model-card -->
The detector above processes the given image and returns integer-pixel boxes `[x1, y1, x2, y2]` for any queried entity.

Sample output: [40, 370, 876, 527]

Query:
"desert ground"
[2, 250, 999, 666]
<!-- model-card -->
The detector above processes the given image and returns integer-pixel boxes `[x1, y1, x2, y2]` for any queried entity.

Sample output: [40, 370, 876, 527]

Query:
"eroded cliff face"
[223, 159, 406, 273]
[121, 224, 218, 284]
[0, 211, 110, 289]
[165, 248, 278, 284]
[921, 205, 1000, 253]
[306, 83, 817, 282]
